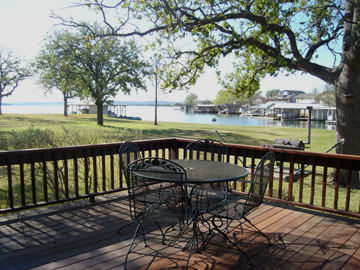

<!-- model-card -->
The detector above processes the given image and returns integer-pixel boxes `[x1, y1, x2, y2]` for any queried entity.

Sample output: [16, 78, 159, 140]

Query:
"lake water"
[3, 103, 334, 130]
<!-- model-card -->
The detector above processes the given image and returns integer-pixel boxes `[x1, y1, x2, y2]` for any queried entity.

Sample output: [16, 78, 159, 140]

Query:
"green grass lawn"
[0, 113, 336, 153]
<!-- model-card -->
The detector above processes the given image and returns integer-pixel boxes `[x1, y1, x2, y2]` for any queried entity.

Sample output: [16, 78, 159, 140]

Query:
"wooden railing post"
[169, 145, 179, 160]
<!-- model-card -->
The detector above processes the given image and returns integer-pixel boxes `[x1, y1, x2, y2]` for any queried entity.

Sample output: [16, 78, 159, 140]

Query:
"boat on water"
[107, 110, 142, 120]
[117, 115, 142, 120]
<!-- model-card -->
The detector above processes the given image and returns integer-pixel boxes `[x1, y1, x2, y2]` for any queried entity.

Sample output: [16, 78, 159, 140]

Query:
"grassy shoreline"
[0, 114, 336, 153]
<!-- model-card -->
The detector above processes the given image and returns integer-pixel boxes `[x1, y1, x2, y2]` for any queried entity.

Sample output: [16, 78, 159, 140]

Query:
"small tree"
[0, 51, 31, 114]
[214, 90, 244, 105]
[36, 27, 150, 125]
[73, 28, 150, 125]
[36, 32, 82, 116]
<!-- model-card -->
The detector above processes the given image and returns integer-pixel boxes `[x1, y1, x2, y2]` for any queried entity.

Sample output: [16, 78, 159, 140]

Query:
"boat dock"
[69, 104, 127, 117]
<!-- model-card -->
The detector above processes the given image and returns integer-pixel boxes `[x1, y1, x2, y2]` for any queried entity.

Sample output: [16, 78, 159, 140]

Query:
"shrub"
[7, 127, 57, 150]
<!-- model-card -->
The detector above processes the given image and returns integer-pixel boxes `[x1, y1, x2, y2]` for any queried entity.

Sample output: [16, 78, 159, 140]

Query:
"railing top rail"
[173, 137, 360, 170]
[1, 137, 360, 169]
[0, 138, 179, 165]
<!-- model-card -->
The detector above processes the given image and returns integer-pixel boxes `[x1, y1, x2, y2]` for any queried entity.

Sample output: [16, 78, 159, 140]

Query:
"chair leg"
[124, 222, 141, 270]
[125, 219, 151, 270]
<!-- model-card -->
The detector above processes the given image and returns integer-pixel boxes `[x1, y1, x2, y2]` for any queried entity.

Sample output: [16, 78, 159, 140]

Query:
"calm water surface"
[3, 104, 334, 130]
[126, 106, 332, 130]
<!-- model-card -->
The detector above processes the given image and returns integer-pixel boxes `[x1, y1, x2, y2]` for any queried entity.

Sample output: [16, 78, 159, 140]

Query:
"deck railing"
[1, 137, 360, 218]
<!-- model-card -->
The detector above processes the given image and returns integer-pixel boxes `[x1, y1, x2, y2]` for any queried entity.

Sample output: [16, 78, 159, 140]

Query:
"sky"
[1, 0, 329, 104]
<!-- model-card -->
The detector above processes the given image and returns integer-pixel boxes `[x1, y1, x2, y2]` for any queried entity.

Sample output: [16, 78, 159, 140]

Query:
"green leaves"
[36, 25, 150, 123]
[66, 0, 343, 100]
[0, 51, 31, 111]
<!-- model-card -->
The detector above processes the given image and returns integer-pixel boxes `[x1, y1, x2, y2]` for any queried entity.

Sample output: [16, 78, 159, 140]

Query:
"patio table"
[132, 159, 249, 184]
[131, 159, 249, 254]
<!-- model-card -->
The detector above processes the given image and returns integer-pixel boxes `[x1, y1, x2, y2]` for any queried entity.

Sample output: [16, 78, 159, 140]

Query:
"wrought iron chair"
[185, 138, 228, 162]
[184, 139, 231, 262]
[119, 141, 142, 188]
[209, 151, 275, 245]
[185, 139, 230, 213]
[124, 157, 189, 269]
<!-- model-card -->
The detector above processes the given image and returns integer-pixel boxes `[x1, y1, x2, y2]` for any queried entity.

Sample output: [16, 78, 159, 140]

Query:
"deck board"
[0, 192, 359, 270]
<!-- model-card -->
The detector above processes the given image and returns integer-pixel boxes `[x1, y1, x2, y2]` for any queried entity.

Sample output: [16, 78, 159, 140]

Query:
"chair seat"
[132, 185, 187, 219]
[190, 187, 248, 215]
[211, 199, 247, 220]
[209, 191, 249, 217]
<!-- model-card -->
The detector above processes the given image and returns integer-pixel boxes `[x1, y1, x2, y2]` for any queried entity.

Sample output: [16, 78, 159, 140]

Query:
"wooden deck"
[1, 192, 359, 270]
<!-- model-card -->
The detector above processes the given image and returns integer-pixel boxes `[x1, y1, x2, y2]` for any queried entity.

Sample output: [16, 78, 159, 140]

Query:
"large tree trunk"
[63, 96, 68, 117]
[334, 60, 360, 187]
[332, 0, 360, 187]
[336, 69, 360, 156]
[96, 102, 104, 126]
[0, 96, 2, 115]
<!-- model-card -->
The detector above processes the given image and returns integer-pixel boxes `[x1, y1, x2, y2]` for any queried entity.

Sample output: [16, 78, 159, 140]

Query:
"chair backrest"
[244, 151, 275, 214]
[127, 157, 188, 219]
[185, 139, 228, 162]
[119, 141, 142, 186]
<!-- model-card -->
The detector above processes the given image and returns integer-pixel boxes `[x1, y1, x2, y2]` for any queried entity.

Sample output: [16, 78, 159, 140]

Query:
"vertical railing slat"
[53, 159, 59, 201]
[7, 163, 14, 209]
[288, 157, 294, 201]
[345, 169, 353, 212]
[20, 162, 26, 207]
[93, 154, 98, 194]
[42, 158, 48, 202]
[84, 154, 89, 194]
[268, 155, 274, 197]
[64, 158, 69, 199]
[334, 166, 340, 210]
[298, 163, 305, 203]
[310, 164, 316, 205]
[119, 152, 123, 188]
[102, 152, 106, 192]
[321, 166, 328, 207]
[310, 165, 316, 205]
[278, 159, 283, 199]
[242, 151, 249, 191]
[251, 156, 255, 184]
[73, 155, 79, 198]
[169, 145, 179, 160]
[31, 160, 37, 205]
[110, 153, 115, 189]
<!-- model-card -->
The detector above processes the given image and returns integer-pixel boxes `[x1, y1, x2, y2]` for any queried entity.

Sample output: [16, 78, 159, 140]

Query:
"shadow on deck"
[0, 192, 359, 270]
